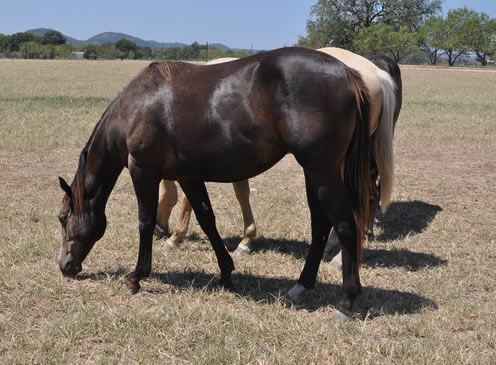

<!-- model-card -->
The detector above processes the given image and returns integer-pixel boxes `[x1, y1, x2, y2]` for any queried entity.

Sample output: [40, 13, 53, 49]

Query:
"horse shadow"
[78, 268, 437, 319]
[129, 268, 438, 318]
[374, 200, 443, 242]
[221, 238, 446, 272]
[362, 248, 447, 271]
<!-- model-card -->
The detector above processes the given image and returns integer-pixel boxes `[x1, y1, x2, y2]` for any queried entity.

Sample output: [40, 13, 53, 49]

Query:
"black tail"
[344, 67, 371, 262]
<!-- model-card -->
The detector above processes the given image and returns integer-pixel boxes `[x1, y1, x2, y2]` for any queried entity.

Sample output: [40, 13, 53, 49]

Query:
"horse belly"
[168, 138, 286, 182]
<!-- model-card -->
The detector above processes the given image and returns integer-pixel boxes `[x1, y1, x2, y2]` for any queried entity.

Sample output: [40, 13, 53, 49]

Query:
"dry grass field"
[0, 59, 495, 364]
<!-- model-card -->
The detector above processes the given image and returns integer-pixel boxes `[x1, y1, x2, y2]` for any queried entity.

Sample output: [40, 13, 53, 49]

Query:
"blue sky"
[1, 1, 495, 50]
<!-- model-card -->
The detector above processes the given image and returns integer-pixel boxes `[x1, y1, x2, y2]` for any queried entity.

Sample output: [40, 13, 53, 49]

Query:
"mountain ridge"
[25, 28, 233, 50]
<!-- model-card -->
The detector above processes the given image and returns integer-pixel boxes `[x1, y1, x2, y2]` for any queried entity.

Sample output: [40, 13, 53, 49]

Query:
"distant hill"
[25, 28, 232, 50]
[26, 28, 81, 45]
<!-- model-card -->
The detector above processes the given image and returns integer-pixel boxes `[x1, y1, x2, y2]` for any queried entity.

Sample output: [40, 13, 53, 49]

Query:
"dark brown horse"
[58, 47, 372, 320]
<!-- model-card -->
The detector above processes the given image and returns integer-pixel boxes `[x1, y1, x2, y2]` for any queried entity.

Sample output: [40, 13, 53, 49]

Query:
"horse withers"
[58, 47, 372, 320]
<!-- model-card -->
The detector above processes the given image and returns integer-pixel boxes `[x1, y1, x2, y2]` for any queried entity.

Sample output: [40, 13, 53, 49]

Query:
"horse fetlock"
[343, 280, 362, 298]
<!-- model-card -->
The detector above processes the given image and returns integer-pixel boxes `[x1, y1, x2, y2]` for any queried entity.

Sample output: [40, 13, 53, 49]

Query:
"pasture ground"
[0, 59, 495, 364]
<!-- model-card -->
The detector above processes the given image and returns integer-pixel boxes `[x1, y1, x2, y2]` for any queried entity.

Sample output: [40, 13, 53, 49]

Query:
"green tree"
[0, 34, 7, 52]
[5, 32, 39, 52]
[437, 7, 491, 66]
[136, 46, 153, 59]
[462, 10, 496, 65]
[115, 39, 137, 59]
[54, 44, 72, 58]
[83, 45, 98, 59]
[98, 44, 122, 59]
[355, 24, 418, 62]
[298, 0, 440, 49]
[181, 42, 201, 59]
[418, 16, 444, 64]
[40, 30, 66, 45]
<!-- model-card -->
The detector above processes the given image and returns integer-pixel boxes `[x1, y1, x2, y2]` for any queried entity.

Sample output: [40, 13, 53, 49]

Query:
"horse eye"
[58, 215, 67, 225]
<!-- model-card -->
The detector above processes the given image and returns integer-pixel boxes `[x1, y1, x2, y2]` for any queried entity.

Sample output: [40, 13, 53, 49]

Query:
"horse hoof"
[154, 224, 169, 239]
[120, 279, 140, 295]
[331, 310, 351, 322]
[287, 283, 307, 302]
[233, 244, 251, 256]
[160, 239, 177, 253]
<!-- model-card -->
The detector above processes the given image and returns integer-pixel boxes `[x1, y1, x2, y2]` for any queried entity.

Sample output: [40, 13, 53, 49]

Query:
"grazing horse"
[57, 47, 374, 320]
[156, 49, 401, 260]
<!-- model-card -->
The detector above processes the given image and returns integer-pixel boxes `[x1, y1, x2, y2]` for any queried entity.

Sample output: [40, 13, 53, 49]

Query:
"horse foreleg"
[122, 161, 160, 294]
[178, 180, 235, 290]
[156, 180, 178, 238]
[232, 180, 256, 255]
[161, 196, 193, 252]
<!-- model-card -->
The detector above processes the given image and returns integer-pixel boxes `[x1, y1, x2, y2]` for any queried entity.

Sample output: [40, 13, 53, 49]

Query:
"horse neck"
[76, 114, 124, 217]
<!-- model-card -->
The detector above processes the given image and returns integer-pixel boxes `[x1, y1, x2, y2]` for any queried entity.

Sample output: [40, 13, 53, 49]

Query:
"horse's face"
[57, 177, 106, 277]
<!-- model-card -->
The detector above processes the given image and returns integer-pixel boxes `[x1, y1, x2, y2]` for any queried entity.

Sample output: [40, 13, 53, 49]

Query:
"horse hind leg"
[178, 180, 235, 290]
[300, 171, 363, 320]
[232, 179, 257, 255]
[288, 172, 332, 302]
[161, 195, 193, 252]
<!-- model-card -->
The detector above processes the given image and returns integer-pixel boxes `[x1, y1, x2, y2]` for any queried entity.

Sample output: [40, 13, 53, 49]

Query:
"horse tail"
[345, 68, 371, 261]
[374, 68, 397, 212]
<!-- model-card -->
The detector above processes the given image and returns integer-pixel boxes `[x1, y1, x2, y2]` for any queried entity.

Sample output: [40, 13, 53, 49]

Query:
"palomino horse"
[57, 47, 379, 320]
[156, 49, 401, 261]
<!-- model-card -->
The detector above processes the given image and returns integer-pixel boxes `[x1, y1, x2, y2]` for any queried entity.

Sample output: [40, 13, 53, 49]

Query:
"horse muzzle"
[59, 257, 82, 277]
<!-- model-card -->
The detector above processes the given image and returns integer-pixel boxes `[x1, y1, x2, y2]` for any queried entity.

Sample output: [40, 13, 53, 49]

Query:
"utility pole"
[206, 41, 209, 62]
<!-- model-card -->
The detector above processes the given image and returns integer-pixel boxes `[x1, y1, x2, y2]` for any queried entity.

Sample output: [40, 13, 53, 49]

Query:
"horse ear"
[58, 177, 72, 198]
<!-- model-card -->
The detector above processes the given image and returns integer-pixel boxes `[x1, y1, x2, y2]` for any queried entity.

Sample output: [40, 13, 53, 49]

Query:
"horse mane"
[71, 99, 116, 215]
[150, 61, 176, 81]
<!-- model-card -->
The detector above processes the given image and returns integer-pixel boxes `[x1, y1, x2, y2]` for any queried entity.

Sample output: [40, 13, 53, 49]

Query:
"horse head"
[57, 176, 107, 277]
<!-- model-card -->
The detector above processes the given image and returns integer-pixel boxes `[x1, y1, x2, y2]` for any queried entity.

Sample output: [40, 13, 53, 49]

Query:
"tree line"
[299, 0, 496, 66]
[0, 30, 252, 61]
